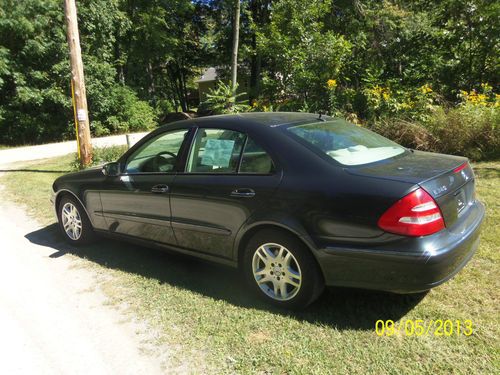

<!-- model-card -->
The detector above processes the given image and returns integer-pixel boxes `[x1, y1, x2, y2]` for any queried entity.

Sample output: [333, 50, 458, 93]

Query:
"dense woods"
[0, 0, 498, 158]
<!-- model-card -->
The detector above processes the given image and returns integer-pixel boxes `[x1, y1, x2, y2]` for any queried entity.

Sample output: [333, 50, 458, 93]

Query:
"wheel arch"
[54, 189, 94, 226]
[235, 221, 320, 269]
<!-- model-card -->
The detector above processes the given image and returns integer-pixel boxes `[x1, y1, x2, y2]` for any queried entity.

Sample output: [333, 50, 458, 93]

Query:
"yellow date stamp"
[375, 319, 473, 337]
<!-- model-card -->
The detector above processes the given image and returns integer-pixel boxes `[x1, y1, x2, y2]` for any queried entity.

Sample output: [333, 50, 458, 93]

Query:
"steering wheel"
[152, 151, 177, 172]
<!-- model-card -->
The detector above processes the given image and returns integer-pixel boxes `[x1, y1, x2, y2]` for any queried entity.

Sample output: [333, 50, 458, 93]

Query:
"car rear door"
[99, 128, 190, 244]
[170, 126, 282, 259]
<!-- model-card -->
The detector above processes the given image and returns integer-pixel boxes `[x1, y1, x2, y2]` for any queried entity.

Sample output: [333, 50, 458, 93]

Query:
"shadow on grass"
[0, 169, 72, 173]
[26, 223, 425, 330]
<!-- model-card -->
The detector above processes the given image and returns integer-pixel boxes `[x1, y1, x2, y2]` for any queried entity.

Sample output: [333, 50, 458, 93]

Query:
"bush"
[199, 82, 250, 115]
[370, 119, 438, 152]
[371, 104, 499, 161]
[72, 145, 128, 170]
[101, 86, 157, 133]
[427, 104, 499, 160]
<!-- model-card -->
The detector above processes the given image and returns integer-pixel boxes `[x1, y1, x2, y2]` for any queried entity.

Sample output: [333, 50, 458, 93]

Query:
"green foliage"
[371, 104, 499, 161]
[199, 81, 250, 115]
[0, 0, 157, 145]
[71, 145, 128, 170]
[257, 0, 351, 112]
[0, 0, 498, 158]
[427, 104, 500, 160]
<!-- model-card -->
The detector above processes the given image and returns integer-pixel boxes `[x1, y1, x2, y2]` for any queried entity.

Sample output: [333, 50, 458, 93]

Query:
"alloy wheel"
[61, 202, 82, 241]
[252, 243, 302, 301]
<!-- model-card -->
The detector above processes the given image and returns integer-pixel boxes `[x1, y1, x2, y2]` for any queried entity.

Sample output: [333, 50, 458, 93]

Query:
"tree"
[231, 0, 241, 92]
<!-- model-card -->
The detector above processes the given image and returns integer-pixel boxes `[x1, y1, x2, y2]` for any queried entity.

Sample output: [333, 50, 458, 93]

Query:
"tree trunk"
[249, 34, 262, 101]
[231, 0, 241, 92]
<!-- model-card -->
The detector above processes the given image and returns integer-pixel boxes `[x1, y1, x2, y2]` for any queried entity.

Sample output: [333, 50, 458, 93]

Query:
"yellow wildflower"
[420, 84, 433, 94]
[477, 94, 487, 106]
[327, 79, 337, 89]
[480, 82, 492, 92]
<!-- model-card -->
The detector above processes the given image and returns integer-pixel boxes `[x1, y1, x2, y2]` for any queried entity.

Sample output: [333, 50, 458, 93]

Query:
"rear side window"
[286, 119, 405, 166]
[240, 137, 274, 174]
[187, 129, 245, 173]
[186, 128, 274, 174]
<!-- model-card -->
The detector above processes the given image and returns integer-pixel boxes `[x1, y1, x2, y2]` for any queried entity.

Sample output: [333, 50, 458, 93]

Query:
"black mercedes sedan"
[52, 113, 485, 309]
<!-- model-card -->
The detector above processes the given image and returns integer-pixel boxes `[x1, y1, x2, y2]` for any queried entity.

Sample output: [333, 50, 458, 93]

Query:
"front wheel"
[57, 195, 96, 245]
[243, 229, 324, 309]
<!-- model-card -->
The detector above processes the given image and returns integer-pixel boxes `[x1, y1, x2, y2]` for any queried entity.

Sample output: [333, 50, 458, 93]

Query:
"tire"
[243, 229, 324, 309]
[57, 195, 96, 245]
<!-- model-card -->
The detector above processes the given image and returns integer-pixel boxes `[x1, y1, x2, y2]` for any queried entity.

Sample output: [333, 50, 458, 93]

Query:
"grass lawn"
[1, 156, 499, 374]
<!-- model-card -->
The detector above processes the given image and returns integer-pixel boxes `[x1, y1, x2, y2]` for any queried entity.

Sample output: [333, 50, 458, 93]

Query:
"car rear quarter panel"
[233, 151, 418, 263]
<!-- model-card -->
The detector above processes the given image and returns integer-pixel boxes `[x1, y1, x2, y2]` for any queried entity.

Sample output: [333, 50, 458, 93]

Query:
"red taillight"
[378, 188, 445, 236]
[453, 162, 468, 173]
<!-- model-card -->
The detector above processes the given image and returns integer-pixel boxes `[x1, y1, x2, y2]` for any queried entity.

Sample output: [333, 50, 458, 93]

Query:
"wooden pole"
[64, 0, 92, 166]
[231, 0, 241, 93]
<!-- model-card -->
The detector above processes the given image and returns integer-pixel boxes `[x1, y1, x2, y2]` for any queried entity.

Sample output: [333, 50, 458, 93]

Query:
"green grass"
[1, 158, 499, 374]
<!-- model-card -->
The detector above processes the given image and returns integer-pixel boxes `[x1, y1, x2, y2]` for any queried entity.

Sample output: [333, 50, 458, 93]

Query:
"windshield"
[286, 119, 405, 166]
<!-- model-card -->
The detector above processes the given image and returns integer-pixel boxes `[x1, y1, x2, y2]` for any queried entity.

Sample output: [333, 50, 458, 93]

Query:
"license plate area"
[455, 189, 467, 214]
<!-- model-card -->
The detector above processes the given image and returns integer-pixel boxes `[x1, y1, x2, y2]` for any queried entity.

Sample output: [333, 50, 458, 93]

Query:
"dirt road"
[0, 195, 165, 374]
[0, 132, 147, 168]
[0, 136, 168, 374]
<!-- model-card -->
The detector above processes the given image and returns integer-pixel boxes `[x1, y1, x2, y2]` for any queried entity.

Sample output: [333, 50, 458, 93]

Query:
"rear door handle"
[230, 188, 255, 198]
[151, 184, 169, 194]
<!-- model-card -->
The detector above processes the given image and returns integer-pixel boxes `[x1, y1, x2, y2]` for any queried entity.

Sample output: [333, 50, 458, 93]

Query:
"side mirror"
[102, 162, 121, 177]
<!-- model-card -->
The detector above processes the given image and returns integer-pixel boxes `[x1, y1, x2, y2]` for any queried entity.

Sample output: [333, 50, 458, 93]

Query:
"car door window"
[239, 137, 274, 174]
[125, 129, 188, 174]
[187, 129, 246, 173]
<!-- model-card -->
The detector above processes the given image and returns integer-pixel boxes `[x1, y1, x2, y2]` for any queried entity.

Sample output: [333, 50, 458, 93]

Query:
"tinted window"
[287, 119, 405, 166]
[187, 129, 245, 173]
[240, 137, 274, 174]
[125, 129, 188, 173]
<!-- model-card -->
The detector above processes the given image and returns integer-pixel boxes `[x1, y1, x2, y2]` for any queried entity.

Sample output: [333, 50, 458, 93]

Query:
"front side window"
[125, 129, 188, 173]
[286, 119, 405, 166]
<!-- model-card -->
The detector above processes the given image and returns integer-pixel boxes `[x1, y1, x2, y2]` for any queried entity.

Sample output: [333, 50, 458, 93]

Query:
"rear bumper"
[317, 201, 485, 293]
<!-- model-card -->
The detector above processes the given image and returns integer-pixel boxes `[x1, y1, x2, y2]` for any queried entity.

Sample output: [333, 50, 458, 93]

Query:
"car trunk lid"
[346, 150, 476, 228]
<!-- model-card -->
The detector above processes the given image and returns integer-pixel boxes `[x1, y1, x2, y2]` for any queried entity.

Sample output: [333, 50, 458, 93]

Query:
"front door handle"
[151, 184, 169, 194]
[230, 188, 255, 198]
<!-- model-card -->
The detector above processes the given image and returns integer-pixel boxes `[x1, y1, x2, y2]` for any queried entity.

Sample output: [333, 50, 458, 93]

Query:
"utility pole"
[231, 0, 241, 93]
[64, 0, 92, 166]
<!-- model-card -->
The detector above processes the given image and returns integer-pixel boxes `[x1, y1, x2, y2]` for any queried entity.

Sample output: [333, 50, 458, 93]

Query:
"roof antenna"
[317, 112, 326, 122]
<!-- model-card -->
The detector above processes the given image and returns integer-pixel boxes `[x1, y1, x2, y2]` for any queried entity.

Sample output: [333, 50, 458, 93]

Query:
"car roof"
[159, 112, 330, 130]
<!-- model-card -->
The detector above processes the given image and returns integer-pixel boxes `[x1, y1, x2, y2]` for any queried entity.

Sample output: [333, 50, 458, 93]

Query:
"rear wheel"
[243, 229, 324, 309]
[57, 195, 96, 245]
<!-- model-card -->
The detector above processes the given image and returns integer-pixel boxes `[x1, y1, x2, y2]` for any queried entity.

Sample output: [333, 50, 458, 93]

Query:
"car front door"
[170, 127, 282, 259]
[99, 128, 190, 244]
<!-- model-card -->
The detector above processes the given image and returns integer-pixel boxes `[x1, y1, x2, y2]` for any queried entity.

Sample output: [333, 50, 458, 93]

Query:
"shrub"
[370, 119, 438, 152]
[199, 82, 250, 115]
[371, 104, 499, 161]
[427, 104, 499, 160]
[72, 145, 128, 170]
[105, 86, 157, 132]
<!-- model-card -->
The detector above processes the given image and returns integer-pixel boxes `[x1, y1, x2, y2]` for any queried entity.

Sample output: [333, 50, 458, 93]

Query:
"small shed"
[196, 67, 218, 102]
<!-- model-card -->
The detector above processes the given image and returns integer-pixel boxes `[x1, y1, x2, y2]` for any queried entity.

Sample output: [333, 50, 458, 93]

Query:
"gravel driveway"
[0, 134, 168, 374]
[0, 132, 147, 168]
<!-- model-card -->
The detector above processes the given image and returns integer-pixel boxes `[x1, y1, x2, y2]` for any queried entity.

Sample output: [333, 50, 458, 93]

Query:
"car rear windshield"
[286, 119, 406, 166]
